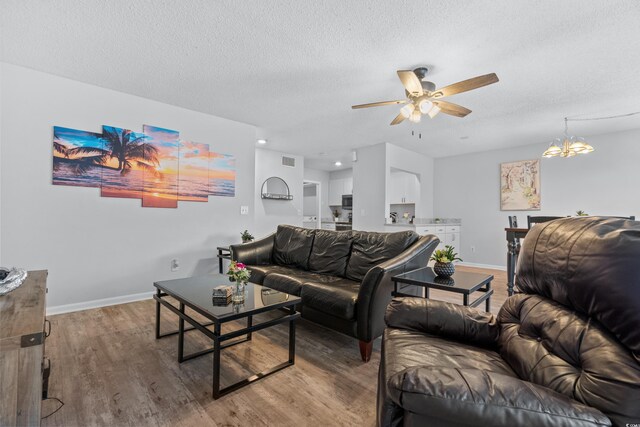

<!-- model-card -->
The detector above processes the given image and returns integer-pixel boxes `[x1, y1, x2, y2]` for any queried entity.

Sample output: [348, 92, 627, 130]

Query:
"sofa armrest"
[385, 297, 499, 348]
[230, 233, 275, 266]
[386, 367, 610, 427]
[356, 234, 439, 342]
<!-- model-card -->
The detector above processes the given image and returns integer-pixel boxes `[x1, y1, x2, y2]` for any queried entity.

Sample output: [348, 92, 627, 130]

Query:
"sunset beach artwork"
[142, 125, 180, 208]
[209, 152, 236, 197]
[100, 125, 155, 199]
[52, 126, 105, 188]
[178, 141, 210, 202]
[52, 124, 237, 208]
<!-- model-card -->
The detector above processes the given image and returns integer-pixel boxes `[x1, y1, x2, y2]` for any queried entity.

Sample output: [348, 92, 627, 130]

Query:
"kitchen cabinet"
[389, 171, 419, 204]
[415, 225, 461, 251]
[321, 222, 336, 231]
[328, 176, 353, 206]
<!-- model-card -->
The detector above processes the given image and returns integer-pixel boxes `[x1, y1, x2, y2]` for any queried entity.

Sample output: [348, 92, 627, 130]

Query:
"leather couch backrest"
[498, 294, 640, 426]
[273, 225, 316, 269]
[308, 229, 354, 276]
[516, 216, 640, 355]
[345, 230, 419, 281]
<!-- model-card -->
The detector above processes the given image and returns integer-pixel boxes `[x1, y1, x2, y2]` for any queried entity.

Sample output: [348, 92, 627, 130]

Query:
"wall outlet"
[240, 205, 249, 215]
[470, 246, 476, 253]
[171, 258, 180, 272]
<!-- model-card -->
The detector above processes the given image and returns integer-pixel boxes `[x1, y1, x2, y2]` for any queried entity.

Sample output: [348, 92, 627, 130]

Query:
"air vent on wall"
[282, 156, 296, 167]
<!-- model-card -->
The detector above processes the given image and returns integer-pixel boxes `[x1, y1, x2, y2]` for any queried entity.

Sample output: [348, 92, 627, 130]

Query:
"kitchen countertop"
[385, 218, 462, 227]
[321, 220, 352, 225]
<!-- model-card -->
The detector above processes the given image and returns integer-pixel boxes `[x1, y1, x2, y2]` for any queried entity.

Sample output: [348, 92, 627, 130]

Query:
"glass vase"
[232, 281, 246, 303]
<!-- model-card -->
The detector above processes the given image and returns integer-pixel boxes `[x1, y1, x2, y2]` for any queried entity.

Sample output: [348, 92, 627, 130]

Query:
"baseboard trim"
[47, 291, 154, 316]
[458, 262, 507, 271]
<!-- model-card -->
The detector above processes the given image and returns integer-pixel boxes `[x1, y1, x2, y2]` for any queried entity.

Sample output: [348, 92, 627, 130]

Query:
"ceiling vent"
[282, 156, 296, 167]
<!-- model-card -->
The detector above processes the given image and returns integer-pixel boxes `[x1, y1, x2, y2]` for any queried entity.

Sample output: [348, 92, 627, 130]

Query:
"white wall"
[434, 128, 640, 267]
[0, 63, 256, 310]
[254, 148, 303, 237]
[386, 143, 434, 219]
[303, 167, 332, 219]
[352, 143, 387, 231]
[329, 168, 353, 181]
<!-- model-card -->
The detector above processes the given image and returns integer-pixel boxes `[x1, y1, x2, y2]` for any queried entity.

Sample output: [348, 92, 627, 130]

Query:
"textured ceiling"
[2, 1, 640, 170]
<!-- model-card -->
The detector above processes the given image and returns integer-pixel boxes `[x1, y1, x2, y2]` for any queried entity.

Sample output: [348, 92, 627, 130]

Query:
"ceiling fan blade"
[433, 100, 472, 118]
[390, 112, 406, 125]
[351, 100, 407, 109]
[431, 73, 499, 99]
[397, 70, 423, 97]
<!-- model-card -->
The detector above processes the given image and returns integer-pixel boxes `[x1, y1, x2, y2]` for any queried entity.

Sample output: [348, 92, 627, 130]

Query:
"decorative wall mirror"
[261, 176, 293, 200]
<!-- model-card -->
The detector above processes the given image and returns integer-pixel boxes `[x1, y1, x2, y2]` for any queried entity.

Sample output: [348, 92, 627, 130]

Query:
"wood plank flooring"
[41, 266, 507, 427]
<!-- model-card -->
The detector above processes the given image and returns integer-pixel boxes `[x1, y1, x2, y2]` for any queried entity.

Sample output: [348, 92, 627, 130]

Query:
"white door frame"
[303, 180, 322, 228]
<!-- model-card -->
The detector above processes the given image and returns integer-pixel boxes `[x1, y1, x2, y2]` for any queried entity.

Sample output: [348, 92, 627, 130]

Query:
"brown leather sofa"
[230, 225, 439, 361]
[378, 216, 640, 427]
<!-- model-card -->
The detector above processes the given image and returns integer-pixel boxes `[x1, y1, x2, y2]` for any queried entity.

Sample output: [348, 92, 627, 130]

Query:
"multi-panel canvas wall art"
[53, 127, 104, 188]
[178, 141, 210, 202]
[209, 153, 236, 197]
[52, 124, 236, 208]
[142, 125, 180, 208]
[100, 126, 150, 199]
[500, 159, 541, 210]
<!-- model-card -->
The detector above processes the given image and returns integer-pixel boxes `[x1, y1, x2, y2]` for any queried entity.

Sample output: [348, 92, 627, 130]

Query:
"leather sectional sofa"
[230, 224, 439, 361]
[377, 217, 640, 427]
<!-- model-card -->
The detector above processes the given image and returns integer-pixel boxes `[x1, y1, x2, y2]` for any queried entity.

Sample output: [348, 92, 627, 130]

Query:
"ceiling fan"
[352, 67, 499, 125]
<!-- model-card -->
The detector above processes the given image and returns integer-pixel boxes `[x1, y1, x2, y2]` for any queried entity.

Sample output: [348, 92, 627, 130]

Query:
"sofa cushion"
[386, 367, 611, 427]
[516, 216, 640, 356]
[382, 328, 517, 381]
[345, 230, 419, 281]
[308, 229, 353, 276]
[498, 293, 640, 426]
[263, 270, 343, 296]
[247, 265, 300, 284]
[272, 225, 316, 269]
[301, 279, 360, 320]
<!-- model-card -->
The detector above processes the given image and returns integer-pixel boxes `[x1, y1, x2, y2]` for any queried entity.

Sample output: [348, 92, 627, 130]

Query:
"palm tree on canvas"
[101, 126, 160, 175]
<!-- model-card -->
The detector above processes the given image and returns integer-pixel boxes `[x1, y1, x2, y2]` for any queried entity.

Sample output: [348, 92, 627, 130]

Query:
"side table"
[392, 267, 494, 312]
[217, 246, 231, 274]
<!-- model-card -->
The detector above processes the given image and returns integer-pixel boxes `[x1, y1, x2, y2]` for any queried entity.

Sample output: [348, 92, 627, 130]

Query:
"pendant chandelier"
[542, 118, 594, 158]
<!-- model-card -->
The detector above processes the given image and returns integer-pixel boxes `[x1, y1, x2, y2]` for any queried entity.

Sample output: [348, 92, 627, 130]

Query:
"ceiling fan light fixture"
[418, 100, 433, 114]
[409, 109, 422, 123]
[428, 105, 441, 118]
[400, 103, 415, 118]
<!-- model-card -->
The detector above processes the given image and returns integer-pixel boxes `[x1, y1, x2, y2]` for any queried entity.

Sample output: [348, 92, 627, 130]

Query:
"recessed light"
[335, 161, 342, 167]
[460, 136, 469, 140]
[257, 139, 267, 144]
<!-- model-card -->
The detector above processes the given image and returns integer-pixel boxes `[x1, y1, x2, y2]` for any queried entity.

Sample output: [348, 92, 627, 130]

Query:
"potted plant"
[576, 210, 589, 216]
[430, 245, 463, 278]
[241, 230, 254, 243]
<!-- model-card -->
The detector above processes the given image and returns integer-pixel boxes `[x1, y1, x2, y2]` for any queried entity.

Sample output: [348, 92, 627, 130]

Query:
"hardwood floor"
[41, 266, 507, 427]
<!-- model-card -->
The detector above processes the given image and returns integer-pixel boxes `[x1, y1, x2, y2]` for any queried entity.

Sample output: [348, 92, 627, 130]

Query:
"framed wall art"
[500, 159, 540, 211]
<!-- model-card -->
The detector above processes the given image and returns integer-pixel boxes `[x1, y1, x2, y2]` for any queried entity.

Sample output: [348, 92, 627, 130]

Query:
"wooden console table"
[0, 270, 49, 426]
[505, 228, 528, 296]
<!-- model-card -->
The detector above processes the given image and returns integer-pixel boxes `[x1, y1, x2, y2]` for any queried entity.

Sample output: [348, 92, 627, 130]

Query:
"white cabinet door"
[404, 173, 419, 204]
[389, 172, 404, 204]
[328, 178, 343, 206]
[322, 222, 336, 230]
[343, 177, 353, 195]
[445, 232, 460, 246]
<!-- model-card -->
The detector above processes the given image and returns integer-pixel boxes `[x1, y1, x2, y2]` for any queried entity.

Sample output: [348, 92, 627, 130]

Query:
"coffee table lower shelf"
[154, 288, 299, 399]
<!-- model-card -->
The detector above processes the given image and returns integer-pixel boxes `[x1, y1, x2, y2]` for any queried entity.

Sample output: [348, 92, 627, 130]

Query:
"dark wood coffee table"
[392, 267, 494, 312]
[154, 275, 300, 399]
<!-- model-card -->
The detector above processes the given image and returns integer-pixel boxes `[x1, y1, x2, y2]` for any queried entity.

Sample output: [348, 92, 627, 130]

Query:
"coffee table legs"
[211, 310, 298, 399]
[178, 302, 185, 362]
